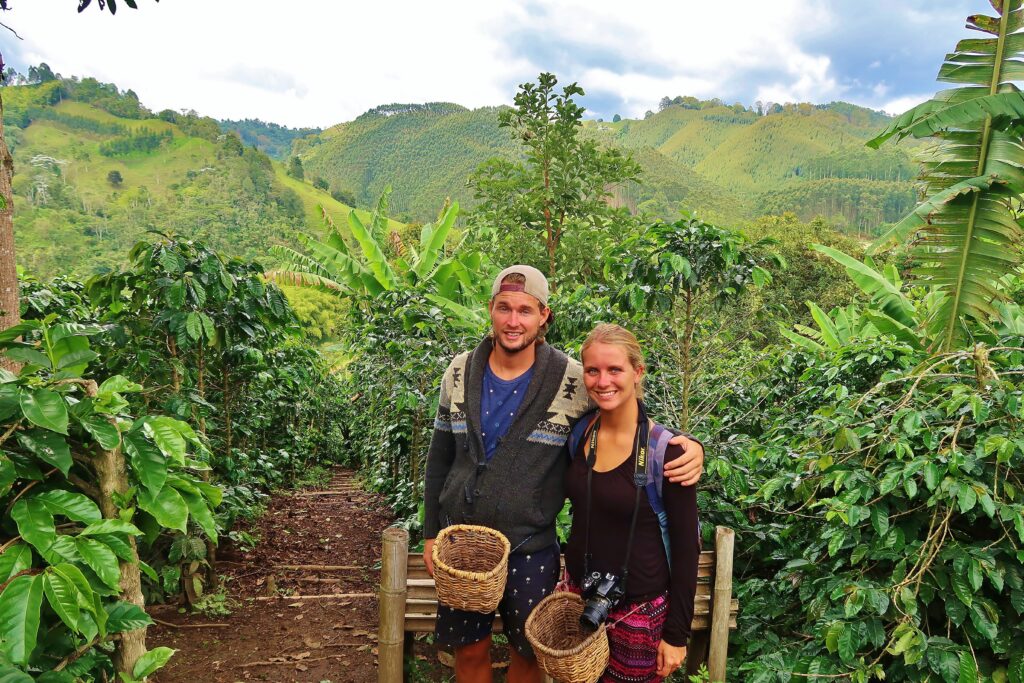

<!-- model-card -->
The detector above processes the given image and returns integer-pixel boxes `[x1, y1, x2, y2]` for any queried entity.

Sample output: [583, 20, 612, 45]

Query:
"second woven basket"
[525, 591, 610, 683]
[432, 524, 510, 613]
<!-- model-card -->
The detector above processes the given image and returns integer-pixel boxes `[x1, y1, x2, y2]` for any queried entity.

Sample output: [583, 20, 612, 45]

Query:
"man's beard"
[495, 329, 537, 354]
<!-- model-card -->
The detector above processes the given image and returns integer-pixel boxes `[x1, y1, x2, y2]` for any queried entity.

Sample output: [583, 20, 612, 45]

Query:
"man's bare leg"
[506, 647, 543, 683]
[455, 636, 493, 683]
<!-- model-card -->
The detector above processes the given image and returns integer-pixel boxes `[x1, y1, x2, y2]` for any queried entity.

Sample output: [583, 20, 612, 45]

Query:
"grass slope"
[298, 101, 916, 231]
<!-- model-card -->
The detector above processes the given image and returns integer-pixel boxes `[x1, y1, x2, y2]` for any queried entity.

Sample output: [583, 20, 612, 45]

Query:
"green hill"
[2, 78, 357, 276]
[298, 99, 917, 232]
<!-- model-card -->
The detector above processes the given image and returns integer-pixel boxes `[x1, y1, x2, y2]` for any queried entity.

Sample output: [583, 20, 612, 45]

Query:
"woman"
[563, 323, 700, 682]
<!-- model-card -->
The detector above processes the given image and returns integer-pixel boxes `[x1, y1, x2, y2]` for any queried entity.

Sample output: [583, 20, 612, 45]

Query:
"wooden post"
[378, 527, 409, 683]
[708, 526, 735, 682]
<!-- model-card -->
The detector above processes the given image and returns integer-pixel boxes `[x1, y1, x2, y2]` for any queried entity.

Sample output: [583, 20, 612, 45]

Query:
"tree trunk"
[0, 90, 21, 368]
[92, 442, 147, 675]
[681, 290, 695, 431]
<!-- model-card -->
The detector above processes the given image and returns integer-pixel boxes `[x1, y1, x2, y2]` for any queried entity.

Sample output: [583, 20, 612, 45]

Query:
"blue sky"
[0, 0, 993, 127]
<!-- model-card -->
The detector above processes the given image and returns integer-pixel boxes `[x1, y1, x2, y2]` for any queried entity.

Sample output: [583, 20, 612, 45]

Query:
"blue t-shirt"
[480, 363, 533, 461]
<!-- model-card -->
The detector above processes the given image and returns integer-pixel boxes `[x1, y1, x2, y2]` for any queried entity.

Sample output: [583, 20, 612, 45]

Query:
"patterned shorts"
[435, 543, 560, 658]
[561, 579, 669, 683]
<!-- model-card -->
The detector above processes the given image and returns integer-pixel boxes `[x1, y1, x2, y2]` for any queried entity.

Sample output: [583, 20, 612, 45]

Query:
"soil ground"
[150, 469, 396, 683]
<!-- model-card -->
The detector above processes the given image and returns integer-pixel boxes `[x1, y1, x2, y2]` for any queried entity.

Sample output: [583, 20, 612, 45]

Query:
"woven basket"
[432, 524, 510, 613]
[525, 591, 609, 683]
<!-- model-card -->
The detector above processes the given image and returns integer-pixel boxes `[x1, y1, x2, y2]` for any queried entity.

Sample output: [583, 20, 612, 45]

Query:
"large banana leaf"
[812, 245, 916, 327]
[414, 202, 459, 279]
[866, 0, 1024, 351]
[347, 211, 397, 290]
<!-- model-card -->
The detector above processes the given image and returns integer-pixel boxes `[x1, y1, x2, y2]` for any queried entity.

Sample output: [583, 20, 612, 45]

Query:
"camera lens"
[579, 596, 610, 632]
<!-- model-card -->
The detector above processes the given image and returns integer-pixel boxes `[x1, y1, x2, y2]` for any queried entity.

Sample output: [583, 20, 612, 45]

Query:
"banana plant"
[780, 246, 926, 352]
[270, 192, 491, 331]
[867, 0, 1024, 351]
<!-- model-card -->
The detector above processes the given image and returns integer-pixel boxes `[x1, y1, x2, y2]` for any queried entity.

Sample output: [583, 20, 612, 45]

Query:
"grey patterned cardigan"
[423, 337, 591, 555]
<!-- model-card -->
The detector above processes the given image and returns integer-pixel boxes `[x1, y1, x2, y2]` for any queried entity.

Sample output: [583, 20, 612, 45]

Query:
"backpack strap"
[567, 408, 600, 461]
[645, 423, 678, 568]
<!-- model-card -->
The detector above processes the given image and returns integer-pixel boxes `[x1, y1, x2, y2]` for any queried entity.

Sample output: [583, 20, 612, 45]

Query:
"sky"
[0, 0, 992, 129]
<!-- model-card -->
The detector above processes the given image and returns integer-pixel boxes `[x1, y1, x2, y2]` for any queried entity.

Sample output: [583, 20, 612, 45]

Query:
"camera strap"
[582, 400, 650, 596]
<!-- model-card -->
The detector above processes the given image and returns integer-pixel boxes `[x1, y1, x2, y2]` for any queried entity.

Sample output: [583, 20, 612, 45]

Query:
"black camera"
[579, 571, 625, 631]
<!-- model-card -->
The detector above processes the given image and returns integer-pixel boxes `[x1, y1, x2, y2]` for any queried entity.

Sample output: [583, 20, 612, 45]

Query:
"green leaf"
[90, 534, 134, 562]
[80, 416, 121, 450]
[177, 488, 217, 542]
[141, 416, 187, 464]
[958, 485, 978, 513]
[838, 622, 856, 662]
[0, 575, 43, 665]
[51, 563, 95, 614]
[165, 281, 186, 309]
[185, 312, 201, 341]
[10, 498, 56, 559]
[0, 667, 34, 682]
[952, 571, 974, 607]
[870, 506, 889, 537]
[968, 601, 998, 642]
[967, 560, 983, 592]
[43, 570, 80, 632]
[98, 375, 143, 395]
[959, 650, 978, 683]
[123, 432, 167, 495]
[105, 601, 153, 633]
[16, 429, 71, 475]
[1009, 650, 1024, 683]
[0, 386, 20, 422]
[79, 519, 143, 537]
[35, 489, 101, 524]
[132, 646, 175, 679]
[0, 544, 31, 583]
[75, 537, 121, 591]
[19, 388, 68, 434]
[928, 648, 959, 682]
[137, 485, 189, 532]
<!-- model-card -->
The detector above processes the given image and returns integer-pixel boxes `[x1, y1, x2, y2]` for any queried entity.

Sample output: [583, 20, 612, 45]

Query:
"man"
[423, 265, 705, 683]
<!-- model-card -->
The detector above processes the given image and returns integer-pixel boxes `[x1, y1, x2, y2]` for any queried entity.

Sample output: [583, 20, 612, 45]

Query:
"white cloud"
[881, 93, 930, 115]
[0, 0, 971, 126]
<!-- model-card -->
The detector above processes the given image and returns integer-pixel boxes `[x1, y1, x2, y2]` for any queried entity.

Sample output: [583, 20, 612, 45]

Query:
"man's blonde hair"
[581, 323, 645, 399]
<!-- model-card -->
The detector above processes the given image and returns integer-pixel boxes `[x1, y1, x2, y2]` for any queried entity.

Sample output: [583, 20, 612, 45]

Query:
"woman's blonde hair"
[581, 323, 645, 399]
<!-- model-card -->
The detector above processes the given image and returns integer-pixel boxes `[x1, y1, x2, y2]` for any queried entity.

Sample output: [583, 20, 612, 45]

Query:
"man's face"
[489, 291, 549, 354]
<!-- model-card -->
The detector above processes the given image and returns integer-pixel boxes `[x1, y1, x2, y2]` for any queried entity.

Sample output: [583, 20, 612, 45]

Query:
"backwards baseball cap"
[491, 265, 549, 308]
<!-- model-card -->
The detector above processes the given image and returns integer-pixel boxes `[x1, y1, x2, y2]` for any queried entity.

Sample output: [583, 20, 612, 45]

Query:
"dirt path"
[150, 469, 395, 683]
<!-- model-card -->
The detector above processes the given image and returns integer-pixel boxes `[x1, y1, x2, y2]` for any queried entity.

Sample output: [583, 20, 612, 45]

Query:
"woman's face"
[582, 342, 643, 413]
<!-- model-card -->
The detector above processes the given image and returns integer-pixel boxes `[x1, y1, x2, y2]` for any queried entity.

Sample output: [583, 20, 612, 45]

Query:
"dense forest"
[0, 1, 1023, 680]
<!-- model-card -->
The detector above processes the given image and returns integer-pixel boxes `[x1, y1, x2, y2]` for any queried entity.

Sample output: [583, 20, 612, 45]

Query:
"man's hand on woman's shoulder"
[664, 434, 703, 486]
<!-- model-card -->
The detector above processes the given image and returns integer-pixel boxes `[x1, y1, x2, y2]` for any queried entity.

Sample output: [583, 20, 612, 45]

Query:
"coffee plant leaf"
[74, 538, 121, 591]
[0, 545, 31, 584]
[18, 388, 68, 435]
[123, 432, 167, 495]
[16, 430, 71, 476]
[105, 601, 153, 633]
[35, 490, 101, 524]
[42, 570, 80, 632]
[131, 646, 175, 679]
[137, 485, 188, 532]
[0, 575, 43, 665]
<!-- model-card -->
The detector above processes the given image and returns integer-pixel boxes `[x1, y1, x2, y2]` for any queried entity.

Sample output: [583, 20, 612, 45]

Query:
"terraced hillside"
[298, 100, 918, 231]
[2, 79, 354, 276]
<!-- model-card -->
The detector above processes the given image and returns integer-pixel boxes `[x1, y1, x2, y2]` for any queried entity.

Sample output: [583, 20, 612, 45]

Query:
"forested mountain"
[298, 98, 917, 231]
[1, 77, 352, 276]
[3, 74, 917, 276]
[218, 118, 321, 159]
